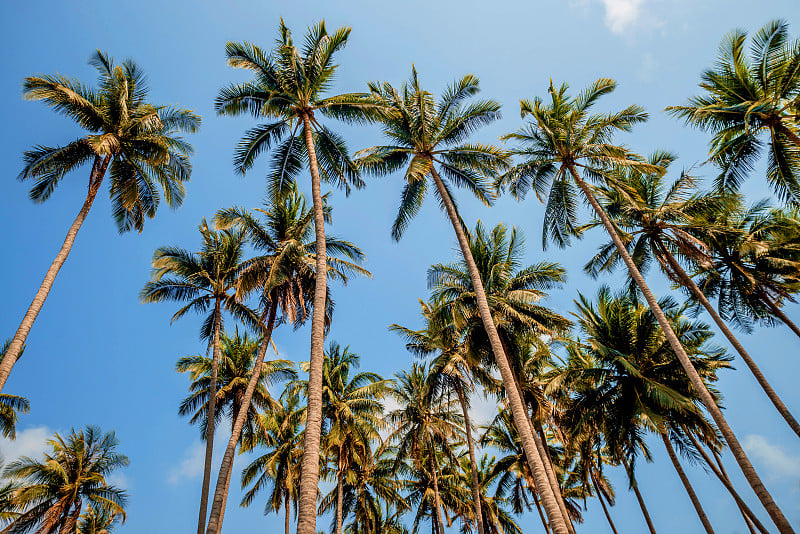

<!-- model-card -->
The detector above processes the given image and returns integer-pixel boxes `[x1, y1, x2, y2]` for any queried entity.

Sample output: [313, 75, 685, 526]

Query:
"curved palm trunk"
[429, 453, 447, 534]
[621, 457, 657, 534]
[336, 450, 344, 534]
[455, 382, 485, 534]
[533, 423, 576, 534]
[429, 166, 570, 534]
[197, 298, 223, 534]
[532, 491, 552, 534]
[215, 398, 243, 530]
[569, 166, 794, 533]
[660, 249, 800, 438]
[206, 300, 278, 534]
[297, 113, 329, 534]
[591, 471, 619, 534]
[684, 431, 767, 534]
[763, 295, 800, 341]
[660, 432, 714, 534]
[285, 493, 291, 534]
[0, 155, 110, 394]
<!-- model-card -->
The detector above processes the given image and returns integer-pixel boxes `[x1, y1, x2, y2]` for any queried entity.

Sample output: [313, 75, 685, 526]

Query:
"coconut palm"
[557, 288, 731, 533]
[76, 507, 121, 534]
[355, 68, 576, 532]
[2, 51, 200, 391]
[215, 23, 377, 534]
[582, 155, 800, 438]
[667, 20, 800, 204]
[240, 387, 305, 534]
[205, 187, 369, 534]
[387, 363, 464, 534]
[498, 78, 793, 532]
[0, 342, 30, 440]
[391, 298, 493, 534]
[1, 426, 127, 534]
[141, 220, 253, 534]
[455, 454, 522, 534]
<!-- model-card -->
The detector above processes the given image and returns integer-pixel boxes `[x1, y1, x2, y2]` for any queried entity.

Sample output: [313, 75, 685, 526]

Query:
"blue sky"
[1, 0, 799, 532]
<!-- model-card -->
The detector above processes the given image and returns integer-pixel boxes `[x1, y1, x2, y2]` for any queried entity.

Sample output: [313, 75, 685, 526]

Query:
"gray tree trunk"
[660, 432, 714, 534]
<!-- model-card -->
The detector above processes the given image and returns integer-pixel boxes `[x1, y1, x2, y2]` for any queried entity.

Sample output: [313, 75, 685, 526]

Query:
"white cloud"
[168, 442, 207, 485]
[743, 435, 800, 480]
[601, 0, 646, 34]
[0, 426, 50, 464]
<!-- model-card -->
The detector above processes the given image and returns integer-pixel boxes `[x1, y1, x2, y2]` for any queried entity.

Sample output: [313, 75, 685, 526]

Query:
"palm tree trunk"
[661, 248, 800, 438]
[620, 457, 657, 534]
[684, 431, 767, 534]
[336, 450, 344, 534]
[206, 299, 278, 534]
[591, 472, 619, 534]
[0, 155, 110, 394]
[429, 453, 447, 534]
[660, 432, 715, 534]
[533, 423, 576, 534]
[285, 493, 291, 534]
[429, 165, 570, 534]
[532, 491, 552, 534]
[763, 294, 800, 341]
[296, 113, 329, 534]
[197, 297, 223, 534]
[568, 166, 794, 533]
[215, 401, 242, 530]
[455, 381, 485, 534]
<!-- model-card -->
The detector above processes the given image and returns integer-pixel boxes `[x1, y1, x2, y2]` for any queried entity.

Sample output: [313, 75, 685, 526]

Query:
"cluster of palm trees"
[1, 15, 799, 534]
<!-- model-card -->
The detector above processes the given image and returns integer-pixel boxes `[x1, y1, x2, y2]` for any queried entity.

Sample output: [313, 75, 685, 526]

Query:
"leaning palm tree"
[583, 155, 800, 438]
[355, 69, 573, 534]
[667, 20, 800, 204]
[1, 426, 128, 534]
[0, 342, 30, 440]
[2, 51, 200, 391]
[140, 221, 253, 534]
[205, 187, 369, 534]
[240, 387, 305, 534]
[498, 78, 793, 533]
[215, 23, 377, 534]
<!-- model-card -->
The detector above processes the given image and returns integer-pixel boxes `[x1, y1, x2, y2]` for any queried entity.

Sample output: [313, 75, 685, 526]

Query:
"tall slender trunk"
[532, 491, 552, 534]
[455, 382, 485, 534]
[569, 166, 794, 533]
[661, 248, 800, 438]
[297, 113, 329, 534]
[660, 432, 715, 534]
[621, 457, 657, 534]
[285, 492, 291, 534]
[336, 449, 344, 534]
[591, 471, 619, 534]
[216, 400, 242, 530]
[0, 155, 110, 394]
[764, 295, 800, 341]
[429, 453, 447, 534]
[429, 165, 570, 534]
[533, 423, 576, 534]
[684, 431, 767, 534]
[206, 299, 278, 534]
[197, 298, 223, 534]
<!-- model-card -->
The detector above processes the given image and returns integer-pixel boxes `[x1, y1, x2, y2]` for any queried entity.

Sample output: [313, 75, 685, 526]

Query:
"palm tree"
[206, 187, 369, 534]
[2, 51, 200, 390]
[240, 387, 305, 534]
[1, 426, 127, 534]
[425, 221, 572, 531]
[76, 507, 121, 534]
[387, 363, 464, 534]
[0, 342, 30, 440]
[215, 23, 377, 534]
[141, 221, 252, 534]
[355, 68, 576, 532]
[498, 78, 793, 533]
[456, 454, 522, 534]
[559, 288, 731, 534]
[309, 343, 387, 534]
[667, 20, 800, 204]
[582, 155, 800, 438]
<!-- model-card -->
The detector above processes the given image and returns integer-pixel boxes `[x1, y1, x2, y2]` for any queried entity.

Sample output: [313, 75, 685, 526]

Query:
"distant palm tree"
[582, 155, 800, 438]
[76, 507, 121, 534]
[215, 22, 377, 534]
[2, 51, 200, 391]
[667, 20, 800, 204]
[2, 426, 128, 534]
[387, 363, 464, 534]
[206, 187, 369, 534]
[141, 220, 252, 534]
[498, 79, 793, 533]
[0, 342, 30, 440]
[455, 454, 521, 534]
[240, 388, 305, 534]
